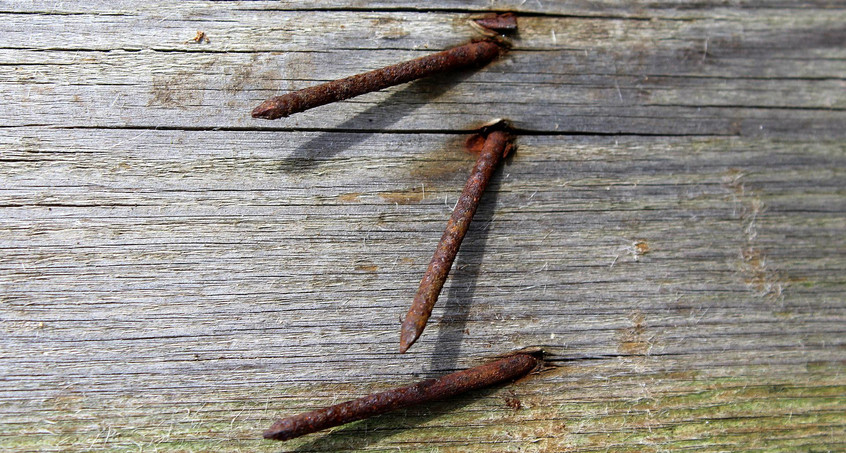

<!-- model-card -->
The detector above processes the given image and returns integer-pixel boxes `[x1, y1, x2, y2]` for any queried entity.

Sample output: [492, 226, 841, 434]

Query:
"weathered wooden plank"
[2, 360, 844, 451]
[4, 6, 845, 54]
[3, 0, 845, 17]
[1, 1, 844, 452]
[1, 126, 844, 450]
[1, 7, 843, 135]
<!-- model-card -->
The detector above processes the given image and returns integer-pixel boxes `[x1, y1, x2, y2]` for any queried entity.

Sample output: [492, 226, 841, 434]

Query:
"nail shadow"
[284, 385, 502, 452]
[276, 70, 474, 173]
[425, 167, 504, 376]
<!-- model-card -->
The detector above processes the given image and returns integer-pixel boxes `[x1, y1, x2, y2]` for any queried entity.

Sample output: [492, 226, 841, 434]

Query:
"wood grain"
[1, 1, 844, 452]
[1, 4, 844, 135]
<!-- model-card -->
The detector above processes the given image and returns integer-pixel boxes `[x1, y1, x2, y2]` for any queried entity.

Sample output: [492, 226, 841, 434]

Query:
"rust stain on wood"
[354, 262, 379, 273]
[379, 188, 424, 205]
[617, 311, 650, 355]
[337, 192, 362, 202]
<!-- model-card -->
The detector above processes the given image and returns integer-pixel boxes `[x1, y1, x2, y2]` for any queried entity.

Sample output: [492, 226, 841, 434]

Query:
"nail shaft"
[400, 130, 512, 353]
[251, 40, 501, 119]
[264, 353, 538, 441]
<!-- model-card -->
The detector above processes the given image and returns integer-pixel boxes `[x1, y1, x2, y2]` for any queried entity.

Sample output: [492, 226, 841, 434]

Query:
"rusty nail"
[251, 40, 502, 119]
[400, 123, 513, 353]
[264, 353, 539, 441]
[472, 13, 518, 35]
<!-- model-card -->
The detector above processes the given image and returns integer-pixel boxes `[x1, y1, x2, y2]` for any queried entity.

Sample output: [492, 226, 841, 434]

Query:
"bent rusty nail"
[251, 40, 502, 119]
[400, 124, 513, 353]
[264, 353, 539, 441]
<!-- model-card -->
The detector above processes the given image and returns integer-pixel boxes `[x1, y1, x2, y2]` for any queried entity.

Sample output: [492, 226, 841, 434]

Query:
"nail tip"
[399, 324, 421, 353]
[250, 106, 267, 119]
[251, 102, 284, 120]
[263, 427, 290, 441]
[398, 335, 412, 354]
[251, 109, 270, 119]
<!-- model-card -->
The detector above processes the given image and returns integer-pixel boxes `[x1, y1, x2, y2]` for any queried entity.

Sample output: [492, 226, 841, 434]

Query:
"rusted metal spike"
[251, 40, 502, 119]
[264, 353, 539, 441]
[473, 13, 518, 34]
[399, 126, 513, 353]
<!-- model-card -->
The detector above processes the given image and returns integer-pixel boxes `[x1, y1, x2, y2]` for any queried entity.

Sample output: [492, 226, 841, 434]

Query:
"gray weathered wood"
[1, 5, 844, 135]
[1, 1, 844, 452]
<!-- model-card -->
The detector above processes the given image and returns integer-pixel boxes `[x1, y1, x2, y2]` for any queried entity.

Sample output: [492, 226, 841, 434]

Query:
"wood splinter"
[400, 121, 514, 353]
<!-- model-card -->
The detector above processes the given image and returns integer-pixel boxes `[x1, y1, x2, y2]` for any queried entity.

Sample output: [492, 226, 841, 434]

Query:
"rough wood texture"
[1, 1, 844, 452]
